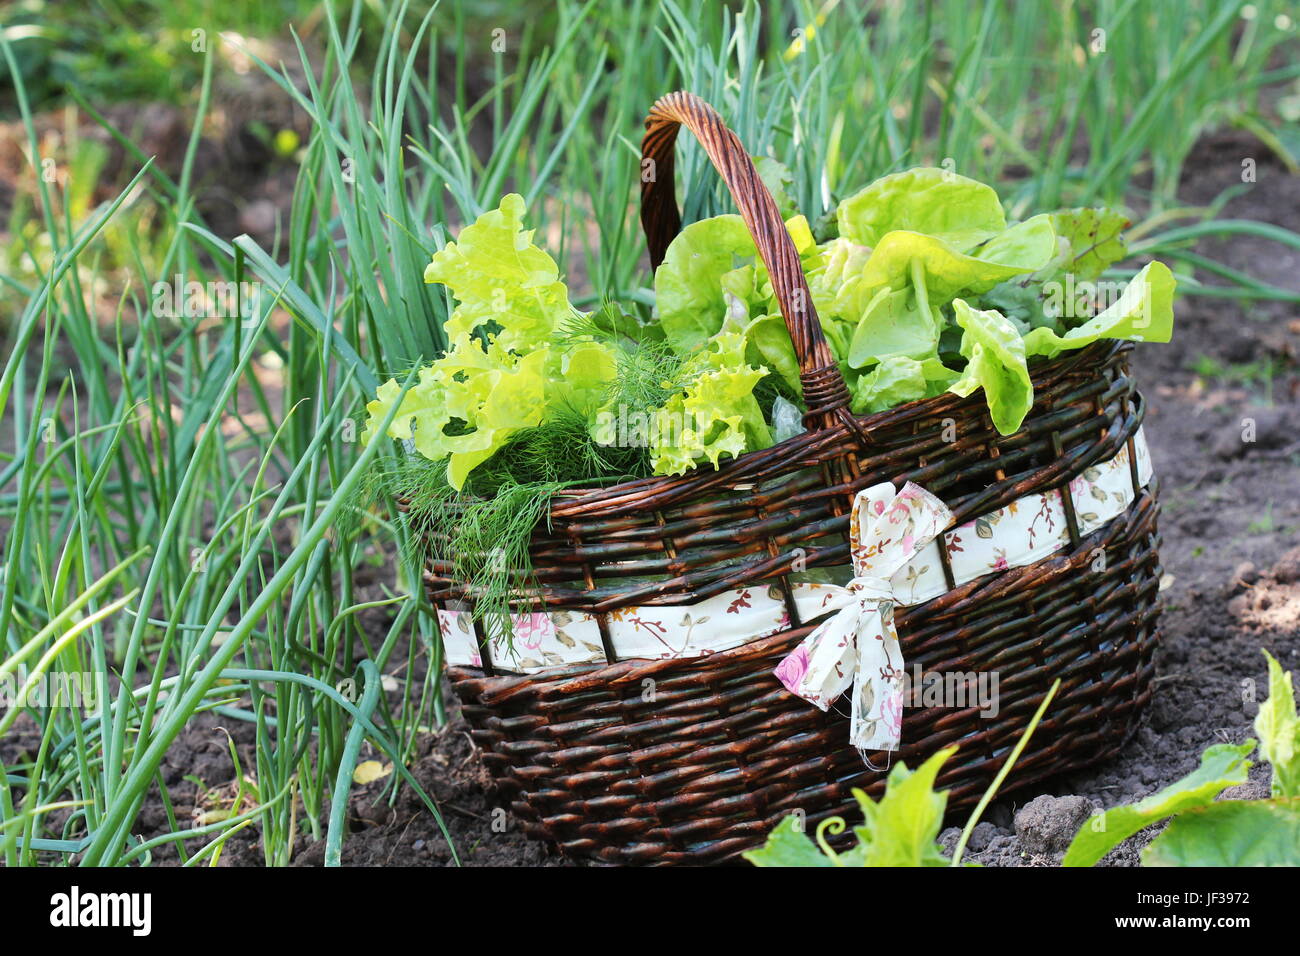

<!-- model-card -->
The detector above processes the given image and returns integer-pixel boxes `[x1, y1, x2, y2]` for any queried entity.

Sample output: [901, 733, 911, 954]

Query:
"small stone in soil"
[1014, 794, 1094, 856]
[1213, 406, 1294, 459]
[1271, 546, 1300, 585]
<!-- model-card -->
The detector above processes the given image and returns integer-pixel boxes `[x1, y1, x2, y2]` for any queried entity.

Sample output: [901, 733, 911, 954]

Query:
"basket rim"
[546, 338, 1127, 506]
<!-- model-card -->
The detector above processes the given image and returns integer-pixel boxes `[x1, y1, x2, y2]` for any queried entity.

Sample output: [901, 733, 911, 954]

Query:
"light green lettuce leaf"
[649, 330, 772, 475]
[649, 363, 770, 475]
[437, 345, 550, 489]
[550, 340, 618, 417]
[654, 214, 760, 355]
[851, 355, 960, 414]
[948, 299, 1034, 435]
[744, 314, 801, 393]
[364, 369, 444, 452]
[423, 193, 572, 354]
[656, 214, 821, 360]
[978, 208, 1133, 335]
[836, 167, 1007, 252]
[845, 286, 940, 368]
[1023, 261, 1176, 359]
[361, 334, 555, 490]
[804, 236, 873, 314]
[858, 215, 1056, 303]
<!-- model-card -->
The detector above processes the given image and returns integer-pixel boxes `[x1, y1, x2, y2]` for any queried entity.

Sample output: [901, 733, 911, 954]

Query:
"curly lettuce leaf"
[836, 167, 1007, 252]
[424, 193, 572, 354]
[1022, 261, 1175, 359]
[948, 299, 1033, 435]
[437, 344, 550, 488]
[649, 331, 772, 475]
[361, 376, 424, 449]
[362, 336, 557, 490]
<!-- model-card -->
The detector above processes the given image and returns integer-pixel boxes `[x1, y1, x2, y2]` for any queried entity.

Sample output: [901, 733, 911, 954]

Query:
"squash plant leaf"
[1254, 649, 1300, 798]
[1142, 799, 1300, 867]
[743, 746, 958, 867]
[848, 745, 955, 866]
[741, 815, 837, 868]
[1061, 741, 1255, 867]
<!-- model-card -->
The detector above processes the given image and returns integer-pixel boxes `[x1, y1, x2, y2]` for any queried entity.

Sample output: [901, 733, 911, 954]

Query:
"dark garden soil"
[3, 122, 1297, 867]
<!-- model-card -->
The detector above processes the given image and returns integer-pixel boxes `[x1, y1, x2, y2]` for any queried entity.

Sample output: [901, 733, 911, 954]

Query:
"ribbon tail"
[773, 606, 864, 712]
[848, 605, 905, 753]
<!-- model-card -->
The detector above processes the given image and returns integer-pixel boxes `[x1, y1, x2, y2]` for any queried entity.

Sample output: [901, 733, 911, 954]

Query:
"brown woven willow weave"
[428, 92, 1164, 865]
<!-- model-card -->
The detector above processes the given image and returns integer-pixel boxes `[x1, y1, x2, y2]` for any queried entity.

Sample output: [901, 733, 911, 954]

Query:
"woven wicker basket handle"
[641, 91, 856, 429]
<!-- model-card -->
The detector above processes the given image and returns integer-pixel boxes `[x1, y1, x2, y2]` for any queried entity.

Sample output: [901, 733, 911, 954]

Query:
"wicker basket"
[427, 92, 1163, 865]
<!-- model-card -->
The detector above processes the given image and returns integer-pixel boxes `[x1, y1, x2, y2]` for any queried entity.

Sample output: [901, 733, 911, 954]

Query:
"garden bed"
[58, 130, 1290, 868]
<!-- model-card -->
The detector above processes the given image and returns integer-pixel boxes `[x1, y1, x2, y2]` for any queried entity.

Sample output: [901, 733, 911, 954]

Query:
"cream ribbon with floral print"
[438, 429, 1153, 680]
[773, 482, 954, 753]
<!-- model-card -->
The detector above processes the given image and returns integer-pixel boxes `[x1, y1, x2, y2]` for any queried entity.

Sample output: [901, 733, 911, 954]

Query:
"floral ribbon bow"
[773, 481, 953, 753]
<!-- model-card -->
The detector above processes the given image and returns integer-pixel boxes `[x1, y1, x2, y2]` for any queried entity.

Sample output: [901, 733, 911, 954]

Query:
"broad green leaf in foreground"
[743, 746, 956, 867]
[1062, 741, 1255, 867]
[741, 815, 836, 867]
[847, 746, 954, 866]
[1142, 799, 1300, 866]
